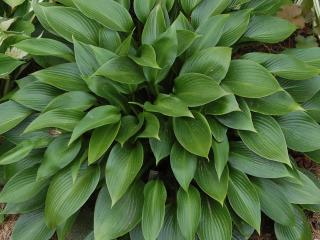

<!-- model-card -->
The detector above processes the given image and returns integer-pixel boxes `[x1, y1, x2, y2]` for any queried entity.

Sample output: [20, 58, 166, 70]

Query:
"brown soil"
[0, 215, 17, 240]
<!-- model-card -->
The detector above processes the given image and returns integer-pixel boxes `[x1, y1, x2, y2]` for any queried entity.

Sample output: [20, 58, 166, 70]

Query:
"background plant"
[0, 0, 320, 239]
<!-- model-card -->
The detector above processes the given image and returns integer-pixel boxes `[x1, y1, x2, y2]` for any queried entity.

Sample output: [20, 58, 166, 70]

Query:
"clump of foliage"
[1, 0, 320, 239]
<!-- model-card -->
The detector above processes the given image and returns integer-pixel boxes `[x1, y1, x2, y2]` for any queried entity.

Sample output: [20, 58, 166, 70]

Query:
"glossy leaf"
[138, 112, 160, 140]
[212, 134, 229, 179]
[205, 95, 240, 116]
[134, 0, 157, 23]
[0, 53, 24, 77]
[116, 115, 144, 146]
[206, 116, 228, 142]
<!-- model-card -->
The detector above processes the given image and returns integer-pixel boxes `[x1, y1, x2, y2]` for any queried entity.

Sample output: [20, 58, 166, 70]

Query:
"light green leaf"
[69, 105, 120, 144]
[198, 197, 232, 240]
[44, 91, 96, 112]
[36, 4, 100, 45]
[88, 122, 120, 164]
[216, 98, 256, 131]
[14, 38, 74, 61]
[105, 142, 144, 205]
[246, 91, 303, 115]
[218, 9, 251, 46]
[212, 133, 229, 179]
[205, 94, 240, 116]
[228, 169, 261, 232]
[303, 91, 320, 122]
[177, 186, 201, 240]
[138, 112, 160, 139]
[12, 211, 55, 240]
[94, 183, 144, 240]
[12, 82, 62, 111]
[0, 141, 34, 165]
[180, 0, 202, 15]
[0, 166, 48, 203]
[170, 142, 197, 191]
[243, 52, 320, 80]
[37, 135, 81, 179]
[277, 111, 320, 152]
[142, 180, 167, 240]
[206, 116, 228, 142]
[222, 59, 281, 98]
[173, 112, 212, 157]
[3, 0, 25, 8]
[0, 101, 31, 135]
[116, 114, 144, 146]
[24, 109, 84, 133]
[116, 31, 134, 56]
[45, 165, 100, 228]
[275, 207, 312, 240]
[149, 121, 174, 164]
[283, 47, 320, 68]
[243, 16, 296, 43]
[129, 45, 160, 69]
[144, 94, 193, 117]
[229, 142, 291, 179]
[253, 178, 295, 226]
[0, 53, 24, 77]
[99, 29, 121, 51]
[176, 30, 200, 56]
[32, 63, 88, 92]
[95, 56, 145, 84]
[73, 0, 133, 32]
[134, 0, 157, 23]
[174, 73, 227, 107]
[239, 114, 291, 165]
[195, 160, 229, 204]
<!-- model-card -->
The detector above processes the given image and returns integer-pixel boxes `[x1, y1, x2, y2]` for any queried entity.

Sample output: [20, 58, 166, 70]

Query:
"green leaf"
[170, 142, 197, 191]
[176, 30, 200, 56]
[277, 111, 320, 152]
[45, 165, 100, 228]
[275, 170, 320, 204]
[74, 37, 117, 77]
[239, 114, 291, 165]
[198, 197, 232, 240]
[129, 45, 160, 69]
[138, 112, 160, 139]
[191, 14, 229, 52]
[243, 16, 296, 43]
[205, 94, 240, 116]
[12, 211, 55, 240]
[194, 159, 229, 204]
[305, 149, 320, 164]
[12, 82, 62, 111]
[275, 207, 312, 240]
[36, 4, 100, 45]
[149, 121, 174, 164]
[14, 38, 74, 61]
[174, 73, 227, 107]
[283, 47, 320, 68]
[180, 0, 202, 15]
[206, 116, 228, 142]
[24, 109, 84, 133]
[88, 122, 120, 164]
[212, 133, 229, 179]
[177, 186, 201, 240]
[3, 0, 25, 8]
[228, 169, 261, 232]
[99, 29, 121, 52]
[0, 53, 24, 77]
[216, 98, 256, 131]
[229, 142, 291, 179]
[158, 205, 185, 240]
[95, 56, 145, 84]
[116, 31, 134, 56]
[222, 59, 281, 98]
[181, 47, 231, 83]
[144, 94, 193, 117]
[116, 115, 144, 146]
[73, 0, 133, 32]
[0, 141, 34, 165]
[218, 9, 251, 46]
[32, 63, 88, 92]
[105, 142, 144, 205]
[44, 91, 96, 112]
[303, 91, 320, 122]
[243, 52, 320, 80]
[173, 112, 212, 157]
[246, 90, 303, 115]
[0, 101, 31, 135]
[0, 166, 48, 203]
[142, 180, 167, 240]
[94, 183, 144, 240]
[141, 4, 167, 44]
[69, 105, 121, 144]
[134, 0, 157, 23]
[37, 135, 81, 179]
[253, 178, 295, 226]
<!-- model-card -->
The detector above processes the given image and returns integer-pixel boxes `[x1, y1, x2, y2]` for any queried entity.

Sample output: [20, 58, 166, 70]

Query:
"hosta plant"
[1, 0, 320, 239]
